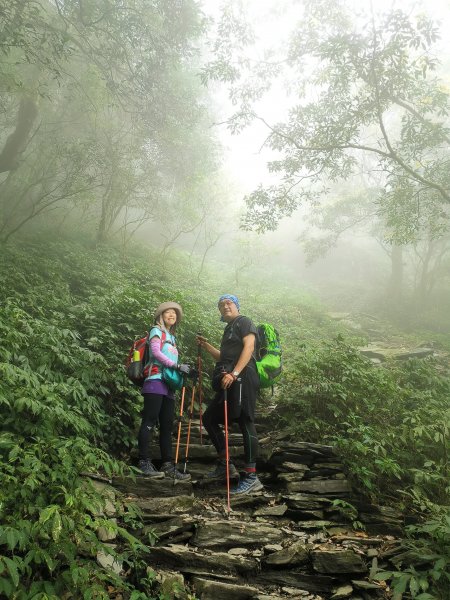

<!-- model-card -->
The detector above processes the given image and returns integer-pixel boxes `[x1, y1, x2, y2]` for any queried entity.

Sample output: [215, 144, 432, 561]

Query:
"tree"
[0, 0, 218, 243]
[205, 0, 450, 241]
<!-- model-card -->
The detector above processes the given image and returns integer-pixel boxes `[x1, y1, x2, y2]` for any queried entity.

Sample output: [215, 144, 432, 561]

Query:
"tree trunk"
[386, 244, 403, 303]
[0, 96, 38, 173]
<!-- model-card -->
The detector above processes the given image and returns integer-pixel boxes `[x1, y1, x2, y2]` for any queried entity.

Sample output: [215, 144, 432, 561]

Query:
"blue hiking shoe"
[231, 473, 263, 495]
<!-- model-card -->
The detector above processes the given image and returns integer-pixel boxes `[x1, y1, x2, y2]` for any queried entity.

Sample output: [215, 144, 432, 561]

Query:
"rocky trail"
[90, 410, 406, 600]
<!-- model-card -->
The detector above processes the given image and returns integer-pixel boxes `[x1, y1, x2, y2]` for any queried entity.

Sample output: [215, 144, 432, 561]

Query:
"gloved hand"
[187, 368, 199, 380]
[177, 363, 191, 375]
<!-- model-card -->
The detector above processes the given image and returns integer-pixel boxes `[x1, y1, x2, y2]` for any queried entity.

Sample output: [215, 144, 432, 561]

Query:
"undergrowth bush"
[0, 240, 210, 598]
[278, 336, 449, 504]
[277, 336, 450, 599]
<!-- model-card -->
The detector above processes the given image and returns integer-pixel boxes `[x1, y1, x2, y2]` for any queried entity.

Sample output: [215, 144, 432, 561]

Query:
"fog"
[1, 0, 449, 329]
[195, 0, 450, 323]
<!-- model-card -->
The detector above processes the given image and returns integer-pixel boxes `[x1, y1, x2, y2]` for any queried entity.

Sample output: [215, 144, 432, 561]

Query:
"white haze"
[197, 0, 450, 309]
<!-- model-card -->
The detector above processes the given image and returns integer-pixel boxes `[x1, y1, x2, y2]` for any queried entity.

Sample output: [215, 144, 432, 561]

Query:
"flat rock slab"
[193, 519, 286, 549]
[112, 476, 193, 497]
[256, 571, 336, 594]
[286, 480, 351, 495]
[263, 541, 311, 567]
[276, 463, 311, 474]
[278, 473, 309, 483]
[311, 549, 367, 574]
[359, 347, 434, 361]
[143, 517, 194, 543]
[191, 577, 260, 599]
[148, 544, 258, 575]
[282, 493, 333, 510]
[253, 503, 288, 517]
[135, 495, 199, 515]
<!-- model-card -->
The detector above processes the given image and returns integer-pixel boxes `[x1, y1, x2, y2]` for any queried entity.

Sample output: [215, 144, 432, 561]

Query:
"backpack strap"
[148, 328, 175, 376]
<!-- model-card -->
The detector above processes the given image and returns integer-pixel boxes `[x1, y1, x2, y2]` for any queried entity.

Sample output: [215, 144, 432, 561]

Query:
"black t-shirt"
[219, 315, 257, 370]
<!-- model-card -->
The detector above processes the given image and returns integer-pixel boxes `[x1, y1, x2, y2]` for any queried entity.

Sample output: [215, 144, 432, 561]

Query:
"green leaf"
[51, 510, 62, 543]
[409, 576, 419, 597]
[5, 528, 21, 551]
[3, 557, 20, 588]
[372, 571, 393, 581]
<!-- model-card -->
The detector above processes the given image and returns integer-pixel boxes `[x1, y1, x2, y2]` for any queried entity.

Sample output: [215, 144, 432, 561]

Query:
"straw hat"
[154, 301, 183, 323]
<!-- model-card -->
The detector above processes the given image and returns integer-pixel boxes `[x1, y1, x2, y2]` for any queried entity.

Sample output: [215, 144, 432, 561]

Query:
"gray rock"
[394, 348, 434, 360]
[135, 495, 198, 515]
[264, 541, 310, 566]
[311, 549, 367, 574]
[148, 544, 257, 575]
[97, 518, 117, 542]
[96, 544, 122, 575]
[155, 569, 187, 600]
[287, 480, 352, 495]
[112, 475, 192, 497]
[191, 576, 260, 599]
[283, 493, 333, 510]
[254, 504, 288, 517]
[193, 519, 285, 549]
[144, 517, 194, 543]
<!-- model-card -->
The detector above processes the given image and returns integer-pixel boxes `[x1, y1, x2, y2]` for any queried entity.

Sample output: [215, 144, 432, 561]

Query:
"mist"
[1, 0, 450, 331]
[1, 2, 450, 597]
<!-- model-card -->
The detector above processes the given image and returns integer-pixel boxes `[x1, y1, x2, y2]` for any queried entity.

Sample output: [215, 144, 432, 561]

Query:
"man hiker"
[196, 294, 263, 495]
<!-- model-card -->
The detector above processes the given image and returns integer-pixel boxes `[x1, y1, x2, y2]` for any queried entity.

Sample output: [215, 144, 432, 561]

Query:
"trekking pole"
[197, 332, 204, 445]
[183, 372, 197, 473]
[223, 385, 231, 514]
[174, 377, 186, 484]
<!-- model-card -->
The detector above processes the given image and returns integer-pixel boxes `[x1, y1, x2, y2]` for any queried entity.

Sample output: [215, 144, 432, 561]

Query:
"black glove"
[187, 368, 199, 380]
[177, 364, 191, 375]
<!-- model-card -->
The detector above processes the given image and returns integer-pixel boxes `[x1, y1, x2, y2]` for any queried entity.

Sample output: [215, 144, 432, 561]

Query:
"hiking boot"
[160, 462, 191, 481]
[231, 474, 263, 495]
[205, 459, 238, 480]
[138, 459, 165, 478]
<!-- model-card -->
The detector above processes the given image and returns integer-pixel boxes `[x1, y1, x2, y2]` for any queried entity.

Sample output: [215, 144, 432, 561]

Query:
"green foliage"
[279, 336, 450, 504]
[278, 333, 449, 598]
[373, 506, 450, 600]
[0, 237, 209, 597]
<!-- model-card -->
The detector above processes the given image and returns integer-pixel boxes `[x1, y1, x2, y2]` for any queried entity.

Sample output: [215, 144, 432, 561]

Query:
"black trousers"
[203, 394, 259, 466]
[138, 393, 174, 463]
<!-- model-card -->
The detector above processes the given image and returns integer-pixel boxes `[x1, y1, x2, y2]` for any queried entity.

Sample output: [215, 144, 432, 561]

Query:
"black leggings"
[138, 393, 174, 462]
[203, 400, 259, 466]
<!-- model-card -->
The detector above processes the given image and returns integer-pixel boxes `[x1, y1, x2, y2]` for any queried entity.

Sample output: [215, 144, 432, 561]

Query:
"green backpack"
[255, 323, 282, 389]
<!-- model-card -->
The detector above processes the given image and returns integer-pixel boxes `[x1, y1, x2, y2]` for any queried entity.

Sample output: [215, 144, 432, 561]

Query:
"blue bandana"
[218, 294, 240, 321]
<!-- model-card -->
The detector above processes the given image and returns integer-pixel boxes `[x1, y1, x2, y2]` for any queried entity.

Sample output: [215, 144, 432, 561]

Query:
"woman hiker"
[138, 301, 191, 480]
[196, 294, 263, 495]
